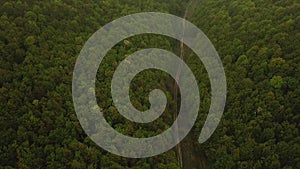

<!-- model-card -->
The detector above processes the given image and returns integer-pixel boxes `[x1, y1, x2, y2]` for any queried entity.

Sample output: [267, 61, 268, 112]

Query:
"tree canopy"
[0, 0, 299, 168]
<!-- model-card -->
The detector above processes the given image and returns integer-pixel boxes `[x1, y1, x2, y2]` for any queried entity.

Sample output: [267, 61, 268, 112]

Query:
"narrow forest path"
[173, 2, 189, 167]
[174, 0, 207, 169]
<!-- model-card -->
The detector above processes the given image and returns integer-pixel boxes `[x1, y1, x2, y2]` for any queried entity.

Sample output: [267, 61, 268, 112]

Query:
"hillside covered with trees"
[0, 0, 299, 169]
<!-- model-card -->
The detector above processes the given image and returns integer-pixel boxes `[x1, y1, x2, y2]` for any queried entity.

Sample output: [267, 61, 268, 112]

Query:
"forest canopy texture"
[0, 0, 299, 169]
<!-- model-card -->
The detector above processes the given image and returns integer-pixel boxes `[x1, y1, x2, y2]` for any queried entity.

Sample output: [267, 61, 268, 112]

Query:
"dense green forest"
[0, 0, 299, 169]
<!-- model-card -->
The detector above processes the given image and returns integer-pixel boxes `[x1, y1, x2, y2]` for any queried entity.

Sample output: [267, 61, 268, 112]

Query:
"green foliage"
[0, 0, 299, 168]
[270, 76, 285, 89]
[188, 0, 300, 168]
[0, 0, 186, 168]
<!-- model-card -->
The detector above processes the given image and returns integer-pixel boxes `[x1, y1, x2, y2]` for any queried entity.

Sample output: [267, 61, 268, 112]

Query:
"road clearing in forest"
[174, 0, 207, 168]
